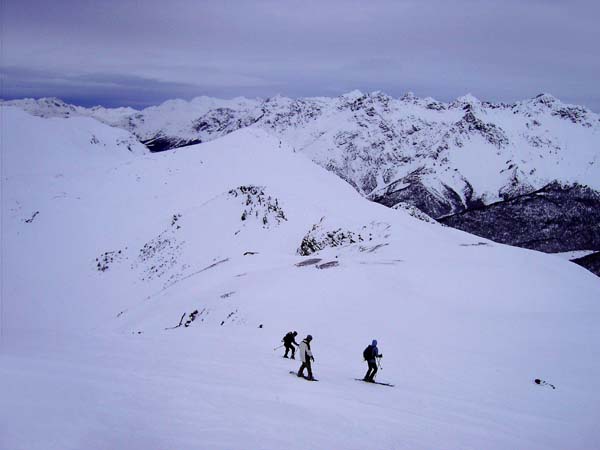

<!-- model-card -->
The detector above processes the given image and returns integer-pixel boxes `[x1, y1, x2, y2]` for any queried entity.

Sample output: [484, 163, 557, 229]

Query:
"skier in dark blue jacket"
[363, 339, 383, 382]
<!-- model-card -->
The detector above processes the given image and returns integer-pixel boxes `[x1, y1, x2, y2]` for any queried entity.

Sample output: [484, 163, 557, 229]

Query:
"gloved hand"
[311, 356, 315, 362]
[378, 354, 383, 358]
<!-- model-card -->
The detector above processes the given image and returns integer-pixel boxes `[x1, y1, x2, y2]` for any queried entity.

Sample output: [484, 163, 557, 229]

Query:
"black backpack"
[363, 345, 372, 360]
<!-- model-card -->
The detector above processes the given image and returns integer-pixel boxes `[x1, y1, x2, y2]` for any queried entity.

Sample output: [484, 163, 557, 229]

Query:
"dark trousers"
[297, 359, 313, 379]
[364, 360, 378, 381]
[284, 343, 296, 358]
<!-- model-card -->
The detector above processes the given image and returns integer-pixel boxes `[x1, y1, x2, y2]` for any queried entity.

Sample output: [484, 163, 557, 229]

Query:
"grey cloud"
[1, 66, 248, 107]
[2, 0, 599, 110]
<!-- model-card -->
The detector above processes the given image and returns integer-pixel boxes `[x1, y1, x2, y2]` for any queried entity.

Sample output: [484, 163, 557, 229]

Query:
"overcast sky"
[2, 0, 599, 110]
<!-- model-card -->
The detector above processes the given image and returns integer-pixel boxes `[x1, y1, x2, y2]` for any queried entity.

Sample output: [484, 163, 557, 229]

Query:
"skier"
[297, 335, 315, 380]
[363, 339, 383, 382]
[282, 331, 299, 359]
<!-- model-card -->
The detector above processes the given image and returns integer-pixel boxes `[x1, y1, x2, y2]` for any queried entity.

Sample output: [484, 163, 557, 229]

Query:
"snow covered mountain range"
[2, 105, 600, 449]
[4, 91, 599, 269]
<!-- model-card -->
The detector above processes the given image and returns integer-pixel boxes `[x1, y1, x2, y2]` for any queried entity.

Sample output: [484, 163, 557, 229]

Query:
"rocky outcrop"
[298, 222, 364, 256]
[371, 174, 467, 218]
[297, 219, 391, 256]
[141, 136, 202, 152]
[229, 185, 287, 228]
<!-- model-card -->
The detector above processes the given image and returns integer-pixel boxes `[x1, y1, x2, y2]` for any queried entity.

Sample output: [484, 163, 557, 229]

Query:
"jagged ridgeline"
[4, 91, 599, 274]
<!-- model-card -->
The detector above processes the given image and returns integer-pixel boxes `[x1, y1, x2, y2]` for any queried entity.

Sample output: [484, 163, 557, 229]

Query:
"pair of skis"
[354, 378, 394, 387]
[289, 371, 394, 387]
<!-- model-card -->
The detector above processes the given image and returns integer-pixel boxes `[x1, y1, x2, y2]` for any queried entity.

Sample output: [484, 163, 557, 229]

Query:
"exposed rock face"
[370, 173, 471, 218]
[298, 221, 364, 256]
[297, 218, 391, 256]
[193, 108, 260, 139]
[439, 183, 600, 253]
[141, 136, 202, 152]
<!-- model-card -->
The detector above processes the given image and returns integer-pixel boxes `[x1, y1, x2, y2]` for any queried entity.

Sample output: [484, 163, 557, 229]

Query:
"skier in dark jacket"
[282, 331, 299, 359]
[363, 339, 383, 382]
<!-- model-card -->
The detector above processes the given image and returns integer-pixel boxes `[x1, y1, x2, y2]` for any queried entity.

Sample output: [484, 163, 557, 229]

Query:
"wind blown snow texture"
[2, 106, 600, 449]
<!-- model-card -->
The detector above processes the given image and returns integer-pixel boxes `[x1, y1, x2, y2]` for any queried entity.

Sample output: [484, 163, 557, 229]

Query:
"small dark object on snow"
[25, 211, 40, 223]
[295, 258, 322, 267]
[258, 324, 263, 328]
[185, 310, 199, 327]
[534, 378, 556, 389]
[316, 261, 339, 269]
[244, 251, 258, 256]
[164, 312, 186, 330]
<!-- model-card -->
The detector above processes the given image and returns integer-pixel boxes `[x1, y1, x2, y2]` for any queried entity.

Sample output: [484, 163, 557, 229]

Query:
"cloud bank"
[2, 0, 599, 109]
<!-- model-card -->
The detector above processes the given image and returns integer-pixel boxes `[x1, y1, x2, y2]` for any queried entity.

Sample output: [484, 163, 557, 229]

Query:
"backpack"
[363, 345, 373, 360]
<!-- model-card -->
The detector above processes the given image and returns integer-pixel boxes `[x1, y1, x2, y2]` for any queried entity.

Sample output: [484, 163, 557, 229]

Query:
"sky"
[1, 0, 599, 110]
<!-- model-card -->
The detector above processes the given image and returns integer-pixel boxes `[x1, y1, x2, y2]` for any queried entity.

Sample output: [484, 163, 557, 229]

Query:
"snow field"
[2, 107, 600, 449]
[2, 318, 599, 450]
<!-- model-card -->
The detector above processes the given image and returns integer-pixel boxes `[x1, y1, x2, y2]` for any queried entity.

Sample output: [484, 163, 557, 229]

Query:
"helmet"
[306, 335, 313, 341]
[372, 339, 378, 346]
[293, 331, 297, 335]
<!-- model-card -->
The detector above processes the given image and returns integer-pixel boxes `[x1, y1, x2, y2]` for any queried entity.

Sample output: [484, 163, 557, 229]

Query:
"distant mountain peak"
[341, 89, 364, 100]
[455, 93, 481, 105]
[533, 92, 559, 105]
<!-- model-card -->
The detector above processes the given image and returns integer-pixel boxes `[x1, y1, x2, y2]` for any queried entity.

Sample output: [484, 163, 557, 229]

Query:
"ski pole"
[273, 344, 284, 351]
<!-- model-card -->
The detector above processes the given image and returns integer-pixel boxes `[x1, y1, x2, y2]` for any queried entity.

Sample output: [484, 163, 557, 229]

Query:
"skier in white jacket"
[297, 335, 315, 380]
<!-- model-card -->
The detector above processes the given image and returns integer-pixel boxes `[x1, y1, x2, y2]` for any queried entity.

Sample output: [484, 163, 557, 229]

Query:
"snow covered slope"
[2, 107, 600, 449]
[5, 91, 599, 256]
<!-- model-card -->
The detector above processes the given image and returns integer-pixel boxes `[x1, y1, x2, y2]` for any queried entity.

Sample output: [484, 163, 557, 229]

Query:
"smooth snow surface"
[3, 325, 600, 450]
[2, 107, 600, 449]
[551, 250, 597, 261]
